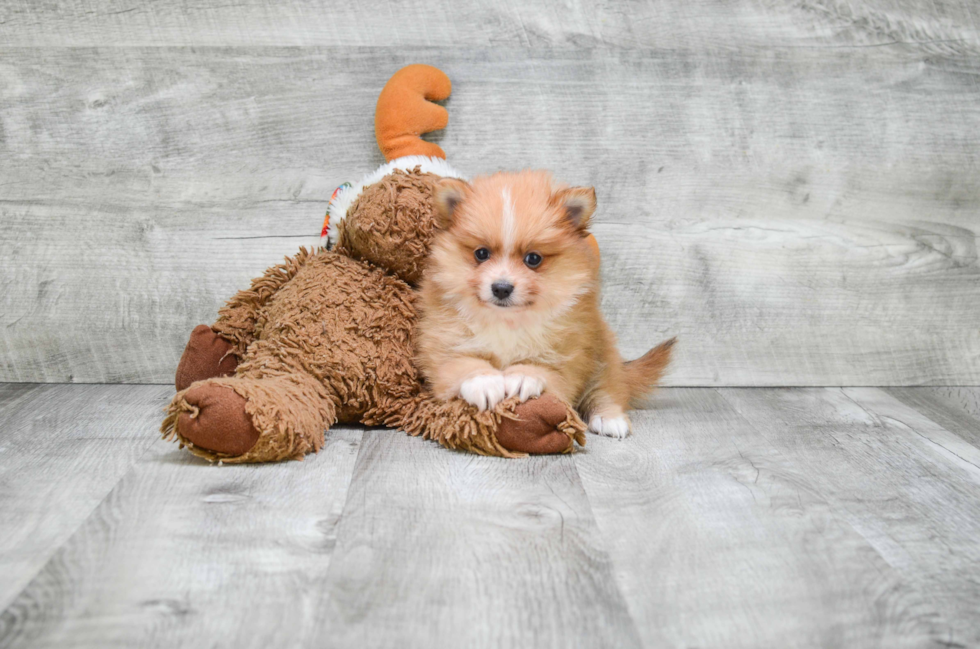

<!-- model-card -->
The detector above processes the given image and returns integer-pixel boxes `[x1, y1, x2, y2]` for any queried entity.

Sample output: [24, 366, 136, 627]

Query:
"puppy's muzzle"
[491, 281, 514, 300]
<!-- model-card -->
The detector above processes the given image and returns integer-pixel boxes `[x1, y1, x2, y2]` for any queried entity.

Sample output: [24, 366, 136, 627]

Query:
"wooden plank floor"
[1, 385, 979, 647]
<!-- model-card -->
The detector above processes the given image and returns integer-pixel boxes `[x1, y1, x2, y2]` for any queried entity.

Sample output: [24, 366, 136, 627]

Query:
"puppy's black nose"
[491, 281, 514, 300]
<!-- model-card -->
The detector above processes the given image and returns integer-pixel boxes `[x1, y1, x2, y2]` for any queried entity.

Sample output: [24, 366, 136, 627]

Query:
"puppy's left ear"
[553, 186, 597, 232]
[433, 177, 470, 230]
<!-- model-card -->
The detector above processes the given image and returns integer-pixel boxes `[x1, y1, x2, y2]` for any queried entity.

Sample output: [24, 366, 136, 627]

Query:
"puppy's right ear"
[553, 186, 597, 232]
[433, 177, 469, 229]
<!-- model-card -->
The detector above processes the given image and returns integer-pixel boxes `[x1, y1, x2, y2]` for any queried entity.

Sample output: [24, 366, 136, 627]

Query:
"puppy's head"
[428, 170, 598, 322]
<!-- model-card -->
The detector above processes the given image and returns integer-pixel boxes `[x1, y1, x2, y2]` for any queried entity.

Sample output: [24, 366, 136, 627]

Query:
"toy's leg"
[175, 325, 239, 391]
[377, 393, 586, 458]
[161, 372, 337, 463]
[211, 247, 315, 358]
[174, 249, 317, 390]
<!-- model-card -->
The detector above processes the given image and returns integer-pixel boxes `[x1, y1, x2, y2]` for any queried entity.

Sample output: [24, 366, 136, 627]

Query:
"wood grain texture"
[2, 45, 978, 385]
[316, 430, 640, 648]
[719, 387, 980, 647]
[1, 0, 978, 50]
[0, 425, 362, 649]
[931, 387, 980, 420]
[886, 387, 980, 448]
[574, 388, 941, 647]
[3, 385, 980, 646]
[0, 383, 168, 612]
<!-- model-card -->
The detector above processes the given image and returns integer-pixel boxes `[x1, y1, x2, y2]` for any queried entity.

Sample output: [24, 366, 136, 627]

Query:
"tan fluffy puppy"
[416, 170, 673, 438]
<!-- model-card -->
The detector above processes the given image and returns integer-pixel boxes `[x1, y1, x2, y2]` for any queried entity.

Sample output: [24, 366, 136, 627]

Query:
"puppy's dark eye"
[474, 247, 491, 262]
[524, 252, 543, 268]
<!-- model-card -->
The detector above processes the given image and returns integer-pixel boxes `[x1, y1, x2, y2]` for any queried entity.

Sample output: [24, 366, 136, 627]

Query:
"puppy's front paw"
[503, 374, 545, 402]
[588, 415, 630, 439]
[459, 373, 507, 411]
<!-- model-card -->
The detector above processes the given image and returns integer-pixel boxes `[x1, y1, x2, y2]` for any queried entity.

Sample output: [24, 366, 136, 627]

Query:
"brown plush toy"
[162, 64, 589, 463]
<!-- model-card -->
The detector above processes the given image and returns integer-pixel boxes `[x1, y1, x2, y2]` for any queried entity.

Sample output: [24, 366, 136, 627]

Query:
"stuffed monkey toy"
[162, 65, 589, 463]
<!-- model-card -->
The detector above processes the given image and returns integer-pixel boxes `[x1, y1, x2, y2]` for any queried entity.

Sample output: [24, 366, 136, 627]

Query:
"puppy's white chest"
[455, 321, 561, 367]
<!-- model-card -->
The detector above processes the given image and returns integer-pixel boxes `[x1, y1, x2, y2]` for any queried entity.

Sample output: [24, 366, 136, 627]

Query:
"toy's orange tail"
[375, 64, 452, 162]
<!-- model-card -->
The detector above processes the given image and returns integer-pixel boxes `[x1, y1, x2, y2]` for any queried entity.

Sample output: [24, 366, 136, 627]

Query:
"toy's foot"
[177, 383, 260, 456]
[175, 325, 238, 391]
[164, 373, 334, 463]
[496, 394, 577, 455]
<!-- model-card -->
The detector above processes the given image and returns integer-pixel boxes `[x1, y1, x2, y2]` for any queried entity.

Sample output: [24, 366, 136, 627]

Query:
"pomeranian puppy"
[416, 170, 674, 438]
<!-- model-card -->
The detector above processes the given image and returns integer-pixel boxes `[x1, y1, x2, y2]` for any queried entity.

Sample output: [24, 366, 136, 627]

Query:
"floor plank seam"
[0, 436, 160, 614]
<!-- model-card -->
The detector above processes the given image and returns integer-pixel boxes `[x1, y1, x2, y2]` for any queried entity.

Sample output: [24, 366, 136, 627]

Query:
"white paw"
[588, 415, 630, 439]
[459, 373, 507, 411]
[503, 374, 545, 402]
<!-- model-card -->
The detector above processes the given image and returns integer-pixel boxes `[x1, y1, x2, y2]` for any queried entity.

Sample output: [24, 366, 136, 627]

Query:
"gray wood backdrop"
[1, 0, 978, 386]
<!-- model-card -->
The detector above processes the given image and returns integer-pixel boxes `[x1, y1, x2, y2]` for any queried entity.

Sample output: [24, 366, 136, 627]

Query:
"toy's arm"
[375, 64, 452, 162]
[370, 392, 586, 458]
[212, 247, 315, 358]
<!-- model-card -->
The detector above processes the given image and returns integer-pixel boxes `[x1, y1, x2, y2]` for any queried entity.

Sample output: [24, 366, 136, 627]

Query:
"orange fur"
[417, 170, 672, 436]
[623, 337, 676, 406]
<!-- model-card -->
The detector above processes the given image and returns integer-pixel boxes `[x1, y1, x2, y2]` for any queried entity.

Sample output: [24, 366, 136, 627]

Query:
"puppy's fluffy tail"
[623, 337, 676, 406]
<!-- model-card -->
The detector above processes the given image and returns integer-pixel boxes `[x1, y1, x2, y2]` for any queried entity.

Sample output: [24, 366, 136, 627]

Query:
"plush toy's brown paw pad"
[496, 394, 575, 455]
[177, 383, 260, 457]
[175, 325, 238, 391]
